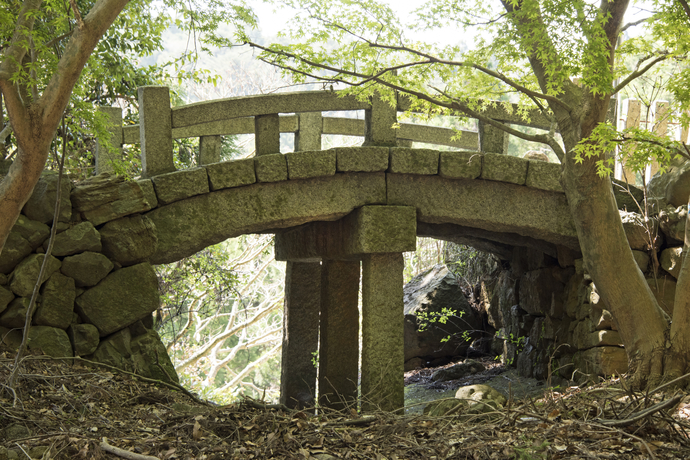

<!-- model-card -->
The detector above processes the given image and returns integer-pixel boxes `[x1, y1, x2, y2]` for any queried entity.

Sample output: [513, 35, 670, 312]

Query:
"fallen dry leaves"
[1, 349, 690, 459]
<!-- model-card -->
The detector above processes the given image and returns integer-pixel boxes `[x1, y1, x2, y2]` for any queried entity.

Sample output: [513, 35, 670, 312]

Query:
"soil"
[2, 349, 690, 459]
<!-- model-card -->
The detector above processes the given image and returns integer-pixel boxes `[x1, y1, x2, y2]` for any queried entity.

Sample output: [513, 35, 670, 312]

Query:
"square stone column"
[295, 112, 322, 151]
[363, 93, 398, 147]
[280, 261, 321, 410]
[138, 86, 175, 177]
[318, 259, 360, 411]
[198, 135, 222, 165]
[361, 252, 405, 412]
[478, 119, 508, 154]
[255, 114, 281, 156]
[95, 107, 123, 175]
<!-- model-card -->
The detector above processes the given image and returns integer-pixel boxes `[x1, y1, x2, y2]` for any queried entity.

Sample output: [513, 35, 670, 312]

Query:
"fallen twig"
[100, 437, 159, 460]
[595, 395, 683, 427]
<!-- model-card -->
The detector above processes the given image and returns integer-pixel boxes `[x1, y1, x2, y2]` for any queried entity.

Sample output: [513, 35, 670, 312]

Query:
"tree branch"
[613, 53, 670, 95]
[678, 0, 690, 22]
[69, 0, 85, 29]
[621, 17, 651, 33]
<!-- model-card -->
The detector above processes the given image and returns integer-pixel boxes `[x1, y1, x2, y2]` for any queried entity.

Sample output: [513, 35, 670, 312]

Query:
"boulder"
[27, 326, 73, 358]
[44, 221, 101, 257]
[620, 211, 662, 250]
[660, 247, 683, 279]
[519, 268, 565, 316]
[658, 206, 686, 244]
[631, 250, 650, 273]
[611, 179, 645, 212]
[60, 252, 114, 287]
[34, 272, 76, 329]
[0, 285, 14, 314]
[90, 328, 133, 369]
[67, 323, 100, 356]
[0, 231, 33, 274]
[75, 263, 160, 336]
[12, 215, 50, 249]
[130, 330, 179, 383]
[455, 384, 507, 412]
[404, 265, 482, 362]
[22, 172, 72, 223]
[648, 158, 690, 207]
[9, 254, 61, 297]
[491, 270, 518, 329]
[71, 173, 157, 226]
[430, 360, 486, 382]
[0, 297, 30, 328]
[99, 215, 158, 266]
[0, 326, 22, 348]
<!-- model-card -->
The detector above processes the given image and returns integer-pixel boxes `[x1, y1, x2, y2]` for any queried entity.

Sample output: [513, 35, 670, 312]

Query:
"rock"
[523, 150, 550, 162]
[12, 215, 50, 249]
[658, 206, 687, 244]
[0, 285, 14, 314]
[481, 153, 528, 185]
[60, 252, 114, 287]
[431, 360, 486, 382]
[403, 265, 482, 362]
[75, 263, 160, 336]
[660, 247, 684, 279]
[0, 273, 6, 285]
[0, 326, 22, 349]
[27, 326, 73, 358]
[519, 268, 565, 316]
[130, 330, 180, 383]
[491, 270, 518, 328]
[578, 330, 623, 349]
[455, 384, 507, 412]
[71, 173, 157, 226]
[44, 221, 101, 256]
[8, 254, 61, 297]
[648, 159, 690, 206]
[611, 179, 645, 212]
[0, 231, 33, 274]
[404, 357, 424, 371]
[620, 211, 662, 250]
[67, 323, 100, 356]
[646, 276, 676, 316]
[34, 272, 76, 329]
[0, 297, 30, 328]
[151, 167, 210, 205]
[90, 328, 133, 369]
[99, 215, 158, 266]
[22, 171, 72, 223]
[573, 346, 628, 376]
[3, 423, 31, 441]
[595, 309, 617, 331]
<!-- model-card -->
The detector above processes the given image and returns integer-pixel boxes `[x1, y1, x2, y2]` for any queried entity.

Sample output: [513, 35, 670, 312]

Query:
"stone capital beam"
[275, 205, 417, 261]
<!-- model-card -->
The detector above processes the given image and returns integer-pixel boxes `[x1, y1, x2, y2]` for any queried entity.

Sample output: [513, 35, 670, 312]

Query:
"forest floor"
[1, 348, 690, 459]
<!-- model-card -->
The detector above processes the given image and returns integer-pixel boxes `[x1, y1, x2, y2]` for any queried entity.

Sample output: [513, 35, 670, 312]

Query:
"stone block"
[595, 309, 617, 331]
[0, 325, 22, 348]
[0, 232, 33, 274]
[61, 252, 114, 287]
[72, 173, 157, 226]
[138, 86, 174, 177]
[526, 160, 562, 192]
[76, 263, 160, 337]
[254, 113, 281, 155]
[363, 93, 397, 147]
[35, 272, 76, 329]
[480, 153, 528, 185]
[659, 205, 686, 244]
[0, 297, 30, 328]
[621, 211, 662, 251]
[579, 330, 623, 349]
[9, 254, 61, 297]
[335, 147, 389, 172]
[45, 221, 101, 256]
[27, 326, 73, 358]
[519, 268, 564, 316]
[295, 112, 322, 151]
[68, 323, 100, 356]
[0, 285, 14, 314]
[12, 215, 50, 249]
[137, 179, 158, 209]
[100, 215, 158, 266]
[206, 158, 256, 191]
[90, 328, 133, 369]
[131, 330, 179, 384]
[22, 172, 72, 224]
[573, 347, 628, 376]
[254, 153, 288, 182]
[439, 151, 482, 179]
[389, 148, 439, 175]
[287, 149, 336, 179]
[152, 167, 209, 205]
[660, 247, 683, 279]
[632, 250, 650, 273]
[349, 206, 416, 254]
[198, 135, 221, 165]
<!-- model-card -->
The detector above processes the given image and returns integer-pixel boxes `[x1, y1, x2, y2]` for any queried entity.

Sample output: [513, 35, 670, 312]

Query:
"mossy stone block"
[254, 153, 288, 182]
[335, 147, 389, 172]
[389, 148, 439, 175]
[481, 153, 528, 185]
[287, 149, 336, 179]
[439, 151, 482, 179]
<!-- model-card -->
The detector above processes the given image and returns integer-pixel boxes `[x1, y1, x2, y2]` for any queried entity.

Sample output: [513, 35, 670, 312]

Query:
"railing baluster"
[255, 113, 281, 156]
[138, 86, 175, 177]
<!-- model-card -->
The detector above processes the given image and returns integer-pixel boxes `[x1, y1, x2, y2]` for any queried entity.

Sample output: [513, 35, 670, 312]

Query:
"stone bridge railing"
[95, 86, 555, 177]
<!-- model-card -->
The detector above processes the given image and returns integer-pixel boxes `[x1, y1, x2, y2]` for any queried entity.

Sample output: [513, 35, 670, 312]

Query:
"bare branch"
[45, 29, 75, 49]
[69, 0, 85, 29]
[613, 53, 671, 94]
[621, 17, 651, 33]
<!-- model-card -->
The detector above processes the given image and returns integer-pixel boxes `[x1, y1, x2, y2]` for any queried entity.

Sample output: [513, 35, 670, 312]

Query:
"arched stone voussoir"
[146, 172, 386, 264]
[387, 174, 579, 251]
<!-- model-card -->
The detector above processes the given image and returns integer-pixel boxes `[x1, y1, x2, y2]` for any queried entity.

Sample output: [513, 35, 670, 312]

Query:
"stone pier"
[275, 205, 416, 412]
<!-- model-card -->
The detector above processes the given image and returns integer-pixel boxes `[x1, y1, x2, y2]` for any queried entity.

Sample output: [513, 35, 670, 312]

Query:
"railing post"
[620, 99, 641, 184]
[255, 114, 281, 155]
[648, 101, 669, 181]
[198, 135, 222, 165]
[363, 93, 397, 147]
[295, 112, 322, 151]
[478, 120, 508, 154]
[95, 106, 123, 175]
[138, 86, 174, 177]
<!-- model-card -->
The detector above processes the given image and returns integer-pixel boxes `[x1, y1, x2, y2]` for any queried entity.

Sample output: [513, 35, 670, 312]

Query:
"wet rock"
[430, 360, 486, 382]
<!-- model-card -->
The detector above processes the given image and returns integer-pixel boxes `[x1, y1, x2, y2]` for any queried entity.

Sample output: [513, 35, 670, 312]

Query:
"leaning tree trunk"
[559, 102, 669, 385]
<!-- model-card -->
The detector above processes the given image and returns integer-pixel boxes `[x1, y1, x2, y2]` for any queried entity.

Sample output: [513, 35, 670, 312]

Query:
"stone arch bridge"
[89, 86, 580, 412]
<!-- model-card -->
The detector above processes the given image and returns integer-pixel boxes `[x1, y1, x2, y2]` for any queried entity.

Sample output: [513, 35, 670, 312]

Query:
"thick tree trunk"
[560, 110, 669, 384]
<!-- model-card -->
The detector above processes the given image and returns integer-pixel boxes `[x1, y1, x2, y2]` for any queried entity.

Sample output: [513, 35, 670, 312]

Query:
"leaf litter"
[1, 348, 690, 459]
